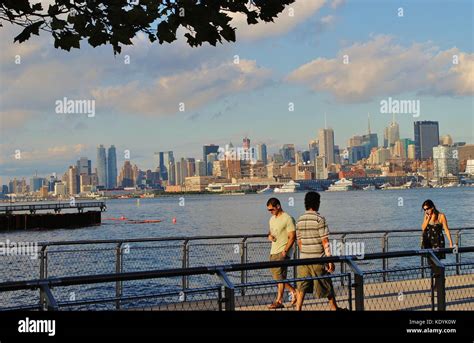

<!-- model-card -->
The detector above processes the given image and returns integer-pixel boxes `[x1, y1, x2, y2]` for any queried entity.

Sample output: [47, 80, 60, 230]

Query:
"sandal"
[268, 302, 284, 309]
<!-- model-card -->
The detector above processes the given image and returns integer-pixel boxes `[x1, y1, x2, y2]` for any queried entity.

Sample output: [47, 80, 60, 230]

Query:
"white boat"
[257, 185, 273, 194]
[274, 180, 300, 193]
[327, 178, 354, 192]
[363, 185, 376, 191]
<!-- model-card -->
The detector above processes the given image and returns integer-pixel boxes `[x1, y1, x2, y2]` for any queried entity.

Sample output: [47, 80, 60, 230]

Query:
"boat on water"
[257, 185, 273, 194]
[363, 184, 376, 191]
[327, 178, 354, 192]
[274, 180, 300, 193]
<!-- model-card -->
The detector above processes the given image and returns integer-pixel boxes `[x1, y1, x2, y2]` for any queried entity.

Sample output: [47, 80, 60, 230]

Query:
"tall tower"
[318, 128, 335, 166]
[107, 145, 117, 189]
[96, 145, 107, 188]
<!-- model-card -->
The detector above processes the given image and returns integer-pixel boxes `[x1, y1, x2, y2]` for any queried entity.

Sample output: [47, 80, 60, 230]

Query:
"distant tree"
[0, 0, 295, 54]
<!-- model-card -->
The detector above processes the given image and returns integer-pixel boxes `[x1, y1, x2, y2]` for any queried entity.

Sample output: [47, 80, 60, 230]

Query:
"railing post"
[39, 245, 47, 310]
[40, 284, 58, 311]
[240, 238, 248, 296]
[345, 258, 364, 311]
[428, 251, 446, 311]
[217, 268, 235, 311]
[340, 235, 347, 286]
[182, 240, 189, 292]
[382, 233, 389, 282]
[115, 242, 123, 310]
[455, 232, 461, 275]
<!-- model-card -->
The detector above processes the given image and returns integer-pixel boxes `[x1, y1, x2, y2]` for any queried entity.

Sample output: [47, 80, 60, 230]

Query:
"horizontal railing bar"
[234, 273, 351, 289]
[1, 247, 473, 293]
[23, 226, 474, 248]
[56, 286, 222, 308]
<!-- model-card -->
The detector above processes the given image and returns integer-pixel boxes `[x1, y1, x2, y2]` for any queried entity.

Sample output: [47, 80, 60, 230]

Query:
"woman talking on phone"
[421, 199, 453, 259]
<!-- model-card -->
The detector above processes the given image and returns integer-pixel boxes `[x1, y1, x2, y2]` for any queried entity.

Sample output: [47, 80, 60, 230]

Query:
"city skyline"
[1, 0, 473, 181]
[0, 116, 468, 183]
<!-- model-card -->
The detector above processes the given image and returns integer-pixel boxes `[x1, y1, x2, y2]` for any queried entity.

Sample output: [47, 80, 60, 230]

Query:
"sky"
[0, 0, 473, 182]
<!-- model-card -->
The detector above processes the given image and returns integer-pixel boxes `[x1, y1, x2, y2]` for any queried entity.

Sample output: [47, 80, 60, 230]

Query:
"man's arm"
[322, 237, 335, 272]
[282, 231, 296, 257]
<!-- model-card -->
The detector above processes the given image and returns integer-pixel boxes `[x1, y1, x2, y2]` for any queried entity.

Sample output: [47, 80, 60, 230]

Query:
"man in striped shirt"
[295, 191, 342, 311]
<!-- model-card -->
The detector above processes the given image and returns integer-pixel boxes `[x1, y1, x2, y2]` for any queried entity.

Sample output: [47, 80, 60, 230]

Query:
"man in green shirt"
[266, 197, 297, 309]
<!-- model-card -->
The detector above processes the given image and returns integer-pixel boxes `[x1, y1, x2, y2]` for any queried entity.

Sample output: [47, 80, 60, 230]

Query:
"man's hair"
[304, 192, 321, 211]
[266, 197, 281, 207]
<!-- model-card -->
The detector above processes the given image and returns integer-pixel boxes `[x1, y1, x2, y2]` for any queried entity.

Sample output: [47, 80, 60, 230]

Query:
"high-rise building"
[202, 145, 219, 176]
[77, 157, 92, 176]
[414, 121, 440, 160]
[67, 165, 79, 195]
[433, 145, 459, 178]
[206, 153, 218, 176]
[314, 156, 328, 179]
[280, 144, 296, 163]
[243, 137, 250, 150]
[156, 151, 175, 180]
[174, 160, 183, 185]
[392, 140, 406, 159]
[407, 144, 416, 160]
[195, 160, 206, 176]
[119, 161, 134, 187]
[107, 145, 117, 189]
[256, 144, 268, 165]
[318, 128, 335, 165]
[30, 176, 45, 192]
[309, 140, 319, 162]
[384, 114, 400, 147]
[96, 145, 107, 187]
[185, 158, 196, 178]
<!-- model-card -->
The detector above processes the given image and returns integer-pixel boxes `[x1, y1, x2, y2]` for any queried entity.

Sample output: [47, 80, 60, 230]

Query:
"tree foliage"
[0, 0, 295, 54]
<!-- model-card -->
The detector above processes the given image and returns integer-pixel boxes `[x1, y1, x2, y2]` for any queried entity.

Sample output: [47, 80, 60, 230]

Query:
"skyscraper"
[96, 145, 107, 188]
[280, 144, 296, 163]
[202, 145, 219, 175]
[77, 157, 91, 175]
[414, 121, 440, 160]
[384, 114, 400, 147]
[107, 145, 117, 189]
[318, 128, 335, 166]
[243, 136, 250, 150]
[433, 145, 459, 178]
[256, 143, 268, 165]
[157, 151, 175, 180]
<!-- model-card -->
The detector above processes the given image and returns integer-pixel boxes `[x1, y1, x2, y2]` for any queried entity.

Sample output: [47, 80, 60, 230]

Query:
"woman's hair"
[305, 191, 321, 211]
[422, 199, 439, 221]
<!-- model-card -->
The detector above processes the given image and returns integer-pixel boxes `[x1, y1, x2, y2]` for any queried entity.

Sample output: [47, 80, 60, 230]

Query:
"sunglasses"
[268, 207, 278, 212]
[423, 207, 431, 212]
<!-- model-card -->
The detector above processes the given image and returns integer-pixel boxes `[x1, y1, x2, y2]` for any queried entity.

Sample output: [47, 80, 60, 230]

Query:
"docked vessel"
[274, 180, 300, 193]
[327, 178, 354, 192]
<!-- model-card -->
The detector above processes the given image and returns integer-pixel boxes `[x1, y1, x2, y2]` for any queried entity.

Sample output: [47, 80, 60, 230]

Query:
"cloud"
[91, 59, 272, 116]
[286, 35, 474, 102]
[230, 0, 326, 41]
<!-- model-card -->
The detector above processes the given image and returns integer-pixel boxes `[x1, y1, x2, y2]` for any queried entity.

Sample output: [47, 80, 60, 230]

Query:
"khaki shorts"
[269, 253, 289, 281]
[297, 264, 335, 299]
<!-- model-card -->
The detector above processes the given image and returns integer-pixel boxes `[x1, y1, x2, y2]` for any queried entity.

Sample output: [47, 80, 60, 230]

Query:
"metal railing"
[0, 246, 472, 311]
[0, 201, 107, 214]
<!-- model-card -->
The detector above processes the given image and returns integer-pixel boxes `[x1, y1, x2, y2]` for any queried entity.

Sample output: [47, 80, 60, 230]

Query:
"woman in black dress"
[421, 200, 453, 259]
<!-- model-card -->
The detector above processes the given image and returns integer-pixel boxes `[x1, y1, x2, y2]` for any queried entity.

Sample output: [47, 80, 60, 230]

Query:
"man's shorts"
[269, 253, 289, 280]
[297, 264, 335, 299]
